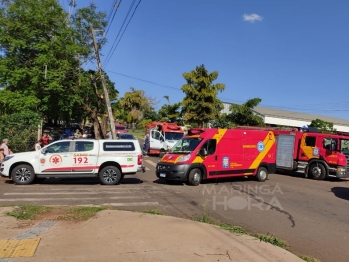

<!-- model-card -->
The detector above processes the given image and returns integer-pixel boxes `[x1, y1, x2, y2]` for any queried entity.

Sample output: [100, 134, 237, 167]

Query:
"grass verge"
[59, 206, 107, 220]
[6, 205, 53, 220]
[129, 129, 145, 139]
[192, 214, 319, 261]
[142, 209, 164, 215]
[298, 255, 321, 262]
[6, 205, 107, 221]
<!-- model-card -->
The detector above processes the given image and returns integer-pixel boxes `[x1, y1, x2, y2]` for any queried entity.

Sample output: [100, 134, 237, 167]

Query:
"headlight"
[337, 167, 346, 172]
[4, 155, 14, 161]
[177, 154, 191, 162]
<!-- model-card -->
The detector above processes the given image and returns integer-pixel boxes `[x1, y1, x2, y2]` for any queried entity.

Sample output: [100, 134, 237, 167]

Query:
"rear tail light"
[138, 154, 143, 165]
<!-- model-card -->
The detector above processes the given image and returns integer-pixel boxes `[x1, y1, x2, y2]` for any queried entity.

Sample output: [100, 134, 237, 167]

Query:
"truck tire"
[99, 166, 122, 185]
[188, 168, 202, 186]
[308, 163, 326, 180]
[11, 164, 35, 185]
[256, 167, 268, 182]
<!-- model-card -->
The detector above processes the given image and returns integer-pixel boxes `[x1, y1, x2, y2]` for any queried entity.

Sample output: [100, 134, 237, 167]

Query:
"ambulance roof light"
[187, 128, 205, 135]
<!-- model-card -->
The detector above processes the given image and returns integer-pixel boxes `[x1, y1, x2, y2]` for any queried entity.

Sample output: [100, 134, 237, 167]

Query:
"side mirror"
[41, 148, 48, 154]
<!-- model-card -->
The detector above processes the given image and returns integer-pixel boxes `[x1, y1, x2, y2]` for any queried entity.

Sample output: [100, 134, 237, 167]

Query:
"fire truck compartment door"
[276, 134, 295, 169]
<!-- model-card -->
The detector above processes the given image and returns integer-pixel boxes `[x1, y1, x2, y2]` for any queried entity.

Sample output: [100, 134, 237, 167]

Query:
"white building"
[221, 102, 349, 132]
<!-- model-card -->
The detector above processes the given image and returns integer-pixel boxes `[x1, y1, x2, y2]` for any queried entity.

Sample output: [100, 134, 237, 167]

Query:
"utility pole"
[91, 27, 117, 139]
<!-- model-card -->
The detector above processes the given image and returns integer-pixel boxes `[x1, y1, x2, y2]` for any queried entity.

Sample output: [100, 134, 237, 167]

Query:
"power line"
[105, 0, 122, 35]
[103, 0, 137, 65]
[106, 70, 349, 113]
[104, 0, 142, 67]
[107, 70, 181, 91]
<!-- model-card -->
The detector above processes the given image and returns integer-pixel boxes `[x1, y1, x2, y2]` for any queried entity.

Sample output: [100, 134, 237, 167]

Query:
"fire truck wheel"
[188, 168, 202, 186]
[99, 166, 122, 185]
[256, 167, 268, 182]
[309, 163, 326, 180]
[11, 164, 35, 185]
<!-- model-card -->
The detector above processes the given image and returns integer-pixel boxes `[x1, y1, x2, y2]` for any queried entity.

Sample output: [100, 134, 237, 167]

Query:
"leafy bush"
[0, 111, 41, 153]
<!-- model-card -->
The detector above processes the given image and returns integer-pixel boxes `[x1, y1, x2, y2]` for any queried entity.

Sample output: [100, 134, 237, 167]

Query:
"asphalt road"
[1, 155, 348, 262]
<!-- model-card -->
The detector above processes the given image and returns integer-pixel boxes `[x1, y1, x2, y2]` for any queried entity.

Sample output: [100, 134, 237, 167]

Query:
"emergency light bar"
[187, 128, 205, 135]
[337, 131, 349, 137]
[235, 126, 298, 131]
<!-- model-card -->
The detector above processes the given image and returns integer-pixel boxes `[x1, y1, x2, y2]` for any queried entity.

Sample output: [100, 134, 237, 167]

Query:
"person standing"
[35, 140, 43, 151]
[0, 148, 5, 163]
[41, 133, 52, 146]
[143, 133, 150, 156]
[0, 139, 12, 156]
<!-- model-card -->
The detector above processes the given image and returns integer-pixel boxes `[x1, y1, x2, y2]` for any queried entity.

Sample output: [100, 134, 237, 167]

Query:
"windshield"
[119, 134, 134, 139]
[170, 137, 203, 154]
[164, 132, 184, 141]
[116, 126, 126, 130]
[340, 139, 349, 154]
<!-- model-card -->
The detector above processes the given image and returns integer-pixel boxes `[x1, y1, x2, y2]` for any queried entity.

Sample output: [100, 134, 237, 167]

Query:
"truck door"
[200, 139, 218, 178]
[40, 141, 73, 174]
[150, 129, 162, 151]
[322, 137, 338, 165]
[71, 140, 98, 174]
[299, 134, 318, 161]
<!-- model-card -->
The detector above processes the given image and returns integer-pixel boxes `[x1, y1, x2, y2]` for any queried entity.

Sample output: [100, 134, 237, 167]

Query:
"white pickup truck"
[0, 138, 145, 185]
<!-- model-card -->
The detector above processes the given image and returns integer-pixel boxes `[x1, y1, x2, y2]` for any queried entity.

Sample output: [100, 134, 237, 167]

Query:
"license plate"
[160, 173, 166, 178]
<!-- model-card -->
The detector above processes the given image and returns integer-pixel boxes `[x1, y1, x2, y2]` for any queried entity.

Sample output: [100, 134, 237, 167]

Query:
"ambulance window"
[305, 136, 316, 147]
[201, 139, 216, 155]
[207, 139, 217, 154]
[46, 141, 71, 153]
[75, 141, 94, 152]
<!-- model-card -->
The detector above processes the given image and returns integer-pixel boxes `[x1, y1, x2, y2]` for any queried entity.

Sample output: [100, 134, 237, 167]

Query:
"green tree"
[181, 64, 225, 127]
[73, 70, 118, 139]
[210, 113, 234, 128]
[0, 111, 40, 152]
[0, 0, 81, 122]
[121, 87, 151, 123]
[0, 0, 110, 128]
[0, 90, 40, 115]
[143, 107, 160, 122]
[158, 102, 182, 124]
[309, 119, 336, 134]
[228, 98, 264, 126]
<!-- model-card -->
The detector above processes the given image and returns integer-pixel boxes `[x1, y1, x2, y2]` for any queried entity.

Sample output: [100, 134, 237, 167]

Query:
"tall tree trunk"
[101, 114, 108, 138]
[91, 109, 104, 139]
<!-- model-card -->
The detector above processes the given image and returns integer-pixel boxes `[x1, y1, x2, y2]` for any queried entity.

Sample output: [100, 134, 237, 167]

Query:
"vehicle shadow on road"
[331, 187, 349, 201]
[274, 170, 306, 179]
[153, 176, 254, 186]
[152, 179, 185, 186]
[275, 171, 348, 182]
[4, 177, 143, 185]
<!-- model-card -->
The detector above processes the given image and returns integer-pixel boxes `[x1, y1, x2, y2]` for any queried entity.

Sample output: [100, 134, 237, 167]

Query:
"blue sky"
[61, 0, 349, 120]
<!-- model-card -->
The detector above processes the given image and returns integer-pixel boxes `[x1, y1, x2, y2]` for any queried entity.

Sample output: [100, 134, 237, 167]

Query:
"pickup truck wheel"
[188, 168, 202, 186]
[256, 167, 268, 182]
[99, 166, 122, 185]
[309, 163, 326, 180]
[11, 165, 35, 185]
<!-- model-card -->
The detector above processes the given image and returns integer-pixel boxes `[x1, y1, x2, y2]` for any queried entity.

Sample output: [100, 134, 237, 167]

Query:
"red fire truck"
[270, 128, 349, 179]
[156, 127, 276, 186]
[146, 122, 184, 155]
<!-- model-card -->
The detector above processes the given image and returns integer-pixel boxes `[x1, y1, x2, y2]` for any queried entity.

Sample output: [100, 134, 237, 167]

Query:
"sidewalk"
[0, 207, 303, 262]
